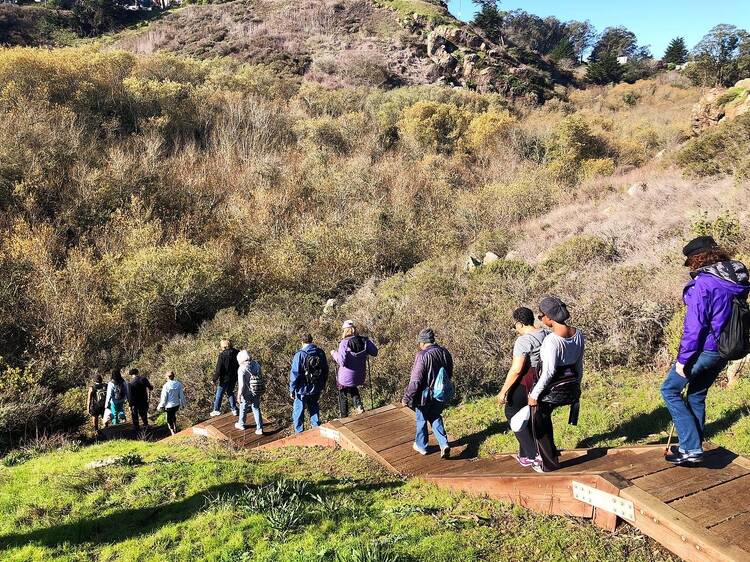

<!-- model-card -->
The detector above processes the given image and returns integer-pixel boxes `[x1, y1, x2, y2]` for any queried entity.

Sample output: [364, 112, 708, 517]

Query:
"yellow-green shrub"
[398, 101, 472, 154]
[463, 109, 515, 153]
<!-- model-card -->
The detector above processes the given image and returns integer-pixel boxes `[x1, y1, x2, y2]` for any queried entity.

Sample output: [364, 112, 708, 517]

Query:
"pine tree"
[663, 37, 688, 65]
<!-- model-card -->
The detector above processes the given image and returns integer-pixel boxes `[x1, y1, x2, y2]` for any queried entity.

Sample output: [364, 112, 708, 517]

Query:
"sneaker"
[354, 406, 364, 415]
[440, 447, 450, 459]
[231, 410, 239, 417]
[412, 443, 428, 455]
[255, 428, 264, 435]
[531, 462, 544, 473]
[512, 454, 535, 468]
[665, 451, 704, 465]
[234, 422, 246, 431]
[210, 410, 221, 417]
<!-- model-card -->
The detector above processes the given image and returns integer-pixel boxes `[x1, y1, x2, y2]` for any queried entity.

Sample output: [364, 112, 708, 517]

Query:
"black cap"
[682, 236, 718, 265]
[417, 328, 435, 344]
[539, 296, 570, 324]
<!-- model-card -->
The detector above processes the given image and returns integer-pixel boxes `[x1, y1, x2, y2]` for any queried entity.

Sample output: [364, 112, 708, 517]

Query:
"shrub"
[398, 101, 472, 155]
[580, 157, 616, 180]
[539, 235, 617, 278]
[463, 109, 515, 153]
[690, 212, 744, 252]
[676, 113, 750, 178]
[545, 115, 607, 183]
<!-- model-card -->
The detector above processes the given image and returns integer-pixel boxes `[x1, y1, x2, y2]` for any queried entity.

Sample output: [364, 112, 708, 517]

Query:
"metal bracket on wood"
[193, 427, 210, 437]
[572, 481, 635, 522]
[320, 427, 341, 442]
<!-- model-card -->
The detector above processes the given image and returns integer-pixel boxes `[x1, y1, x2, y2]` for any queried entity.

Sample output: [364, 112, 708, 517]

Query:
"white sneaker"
[210, 410, 221, 417]
[231, 410, 239, 416]
[354, 406, 364, 415]
[412, 443, 428, 455]
[255, 428, 263, 435]
[531, 462, 544, 473]
[234, 422, 246, 431]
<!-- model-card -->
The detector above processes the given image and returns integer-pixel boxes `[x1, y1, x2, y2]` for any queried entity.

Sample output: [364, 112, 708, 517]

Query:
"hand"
[527, 397, 538, 407]
[675, 362, 686, 378]
[290, 393, 294, 400]
[497, 391, 507, 405]
[401, 399, 409, 408]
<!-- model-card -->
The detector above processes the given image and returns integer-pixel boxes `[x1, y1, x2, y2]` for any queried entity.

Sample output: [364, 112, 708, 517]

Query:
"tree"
[72, 0, 118, 36]
[663, 37, 688, 65]
[565, 20, 596, 63]
[590, 26, 638, 61]
[688, 24, 750, 86]
[471, 0, 503, 44]
[586, 53, 624, 84]
[549, 37, 576, 63]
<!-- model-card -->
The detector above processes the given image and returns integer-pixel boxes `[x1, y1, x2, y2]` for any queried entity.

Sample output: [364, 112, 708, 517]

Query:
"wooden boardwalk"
[258, 404, 750, 562]
[171, 412, 288, 448]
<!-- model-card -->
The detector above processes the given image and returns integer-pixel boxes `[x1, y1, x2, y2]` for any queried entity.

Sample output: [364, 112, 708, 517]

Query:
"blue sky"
[445, 0, 750, 57]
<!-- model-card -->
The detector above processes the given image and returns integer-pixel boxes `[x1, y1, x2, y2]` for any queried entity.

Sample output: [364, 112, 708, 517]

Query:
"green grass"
[373, 0, 455, 23]
[0, 436, 676, 561]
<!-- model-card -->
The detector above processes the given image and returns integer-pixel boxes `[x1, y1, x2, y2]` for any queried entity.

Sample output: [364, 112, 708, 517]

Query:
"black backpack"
[347, 336, 366, 354]
[718, 296, 750, 360]
[303, 353, 324, 386]
[112, 382, 125, 401]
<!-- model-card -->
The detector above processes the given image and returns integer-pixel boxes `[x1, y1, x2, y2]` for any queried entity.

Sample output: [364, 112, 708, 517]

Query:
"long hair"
[686, 247, 732, 271]
[111, 369, 124, 385]
[342, 326, 357, 339]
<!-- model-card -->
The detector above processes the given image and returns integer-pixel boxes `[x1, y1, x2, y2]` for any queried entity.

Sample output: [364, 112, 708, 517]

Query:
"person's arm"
[530, 340, 556, 402]
[332, 340, 346, 366]
[366, 338, 378, 357]
[289, 352, 301, 396]
[157, 385, 167, 410]
[105, 383, 112, 409]
[402, 352, 426, 408]
[677, 283, 709, 374]
[320, 351, 329, 392]
[86, 387, 93, 410]
[498, 355, 526, 404]
[237, 365, 245, 398]
[213, 354, 222, 384]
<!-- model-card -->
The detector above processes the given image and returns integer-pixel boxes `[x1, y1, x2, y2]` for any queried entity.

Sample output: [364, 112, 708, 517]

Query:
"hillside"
[114, 0, 560, 99]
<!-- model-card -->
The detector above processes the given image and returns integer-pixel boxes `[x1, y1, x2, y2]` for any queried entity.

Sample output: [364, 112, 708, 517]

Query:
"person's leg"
[238, 397, 248, 427]
[292, 396, 305, 433]
[506, 385, 536, 459]
[338, 388, 349, 418]
[131, 406, 141, 432]
[351, 387, 364, 412]
[532, 403, 560, 471]
[426, 402, 449, 451]
[228, 382, 238, 414]
[167, 406, 178, 433]
[414, 405, 429, 450]
[140, 404, 149, 428]
[308, 396, 321, 428]
[685, 351, 726, 452]
[213, 384, 225, 412]
[110, 402, 119, 426]
[252, 396, 263, 430]
[93, 414, 100, 432]
[660, 363, 695, 453]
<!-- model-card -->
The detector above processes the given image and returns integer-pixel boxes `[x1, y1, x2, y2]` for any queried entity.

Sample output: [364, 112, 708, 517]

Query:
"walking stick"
[664, 383, 689, 457]
[366, 357, 375, 410]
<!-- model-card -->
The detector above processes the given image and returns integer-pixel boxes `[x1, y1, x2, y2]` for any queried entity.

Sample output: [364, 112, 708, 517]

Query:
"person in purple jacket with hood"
[661, 236, 750, 465]
[330, 320, 378, 417]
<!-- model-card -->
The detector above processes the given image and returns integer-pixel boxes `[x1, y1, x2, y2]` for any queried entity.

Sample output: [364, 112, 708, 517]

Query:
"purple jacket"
[402, 344, 453, 408]
[678, 260, 749, 365]
[332, 336, 378, 388]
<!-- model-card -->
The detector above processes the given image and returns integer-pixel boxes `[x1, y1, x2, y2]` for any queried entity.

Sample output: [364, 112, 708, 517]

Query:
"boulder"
[464, 255, 482, 272]
[691, 80, 750, 135]
[482, 251, 500, 265]
[627, 182, 647, 196]
[322, 298, 337, 315]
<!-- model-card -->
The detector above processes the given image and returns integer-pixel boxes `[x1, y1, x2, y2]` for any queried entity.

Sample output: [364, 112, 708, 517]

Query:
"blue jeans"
[239, 395, 262, 429]
[213, 382, 237, 412]
[661, 351, 727, 454]
[292, 395, 320, 433]
[110, 400, 126, 425]
[415, 401, 449, 451]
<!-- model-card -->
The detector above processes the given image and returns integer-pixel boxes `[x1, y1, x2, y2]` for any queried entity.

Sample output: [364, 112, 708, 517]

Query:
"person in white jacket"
[157, 371, 186, 435]
[235, 350, 264, 435]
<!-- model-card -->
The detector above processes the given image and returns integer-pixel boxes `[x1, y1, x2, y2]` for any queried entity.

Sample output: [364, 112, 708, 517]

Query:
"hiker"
[401, 328, 453, 459]
[289, 333, 328, 433]
[128, 368, 153, 435]
[104, 369, 129, 426]
[86, 374, 107, 433]
[157, 371, 186, 435]
[235, 350, 265, 435]
[331, 320, 378, 417]
[661, 236, 750, 465]
[498, 307, 548, 468]
[529, 297, 585, 473]
[211, 339, 239, 417]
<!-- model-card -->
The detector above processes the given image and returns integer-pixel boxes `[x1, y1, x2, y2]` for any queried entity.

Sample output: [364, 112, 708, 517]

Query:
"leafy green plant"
[116, 452, 144, 466]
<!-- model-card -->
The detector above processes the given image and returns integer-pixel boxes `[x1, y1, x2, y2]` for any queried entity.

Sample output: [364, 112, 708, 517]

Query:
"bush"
[463, 109, 515, 153]
[545, 115, 608, 183]
[676, 113, 750, 178]
[398, 101, 472, 155]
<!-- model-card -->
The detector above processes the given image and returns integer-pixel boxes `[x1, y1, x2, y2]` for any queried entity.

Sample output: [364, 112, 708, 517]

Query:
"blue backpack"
[430, 366, 455, 403]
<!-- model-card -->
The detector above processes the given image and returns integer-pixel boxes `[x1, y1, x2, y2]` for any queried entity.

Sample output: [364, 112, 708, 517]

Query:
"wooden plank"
[338, 404, 397, 424]
[614, 451, 674, 480]
[709, 512, 750, 546]
[381, 436, 438, 464]
[357, 420, 417, 447]
[369, 431, 416, 453]
[634, 460, 749, 503]
[620, 485, 750, 562]
[258, 427, 340, 450]
[559, 451, 639, 473]
[344, 409, 413, 432]
[424, 473, 598, 518]
[591, 475, 623, 532]
[669, 474, 750, 528]
[335, 424, 401, 475]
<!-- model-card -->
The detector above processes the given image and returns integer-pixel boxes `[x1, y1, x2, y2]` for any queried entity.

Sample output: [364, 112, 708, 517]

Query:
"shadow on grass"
[576, 406, 672, 449]
[448, 421, 507, 459]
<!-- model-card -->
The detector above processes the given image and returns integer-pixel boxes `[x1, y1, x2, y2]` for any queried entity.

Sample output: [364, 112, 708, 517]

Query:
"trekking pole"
[664, 383, 689, 457]
[367, 357, 375, 410]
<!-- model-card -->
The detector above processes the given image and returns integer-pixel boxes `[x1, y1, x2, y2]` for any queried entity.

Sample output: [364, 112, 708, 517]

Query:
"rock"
[691, 79, 750, 135]
[627, 182, 647, 196]
[482, 251, 500, 265]
[504, 250, 520, 261]
[86, 457, 119, 469]
[322, 298, 337, 315]
[464, 255, 482, 272]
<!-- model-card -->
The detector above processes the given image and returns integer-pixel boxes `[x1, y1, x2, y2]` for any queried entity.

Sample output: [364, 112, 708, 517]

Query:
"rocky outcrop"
[691, 79, 750, 135]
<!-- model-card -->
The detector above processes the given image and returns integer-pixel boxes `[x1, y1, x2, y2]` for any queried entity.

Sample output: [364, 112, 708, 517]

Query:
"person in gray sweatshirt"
[157, 371, 186, 435]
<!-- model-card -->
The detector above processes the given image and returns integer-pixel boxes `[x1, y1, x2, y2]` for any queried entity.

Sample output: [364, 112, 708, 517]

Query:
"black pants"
[131, 402, 149, 432]
[166, 406, 179, 431]
[504, 384, 536, 459]
[338, 387, 363, 417]
[532, 402, 561, 471]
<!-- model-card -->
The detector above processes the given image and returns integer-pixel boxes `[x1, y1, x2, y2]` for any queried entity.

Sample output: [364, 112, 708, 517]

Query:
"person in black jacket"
[211, 339, 239, 417]
[128, 368, 153, 435]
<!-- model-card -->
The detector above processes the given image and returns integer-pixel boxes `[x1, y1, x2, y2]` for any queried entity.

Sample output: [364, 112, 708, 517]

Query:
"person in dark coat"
[128, 368, 153, 435]
[211, 339, 239, 417]
[401, 328, 452, 459]
[289, 333, 328, 433]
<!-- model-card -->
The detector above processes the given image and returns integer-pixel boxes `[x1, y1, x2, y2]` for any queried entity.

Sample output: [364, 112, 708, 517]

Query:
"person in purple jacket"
[330, 320, 378, 418]
[661, 236, 749, 465]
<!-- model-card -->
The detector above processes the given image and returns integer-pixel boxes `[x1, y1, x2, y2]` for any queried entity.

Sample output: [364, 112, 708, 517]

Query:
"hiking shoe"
[440, 447, 450, 459]
[354, 406, 364, 415]
[255, 428, 263, 435]
[231, 410, 239, 417]
[234, 422, 246, 431]
[210, 410, 221, 417]
[665, 451, 704, 465]
[412, 443, 428, 455]
[531, 462, 544, 473]
[512, 454, 535, 468]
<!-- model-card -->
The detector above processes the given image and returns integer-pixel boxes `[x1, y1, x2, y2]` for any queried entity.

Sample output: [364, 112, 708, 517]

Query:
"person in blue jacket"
[289, 332, 329, 433]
